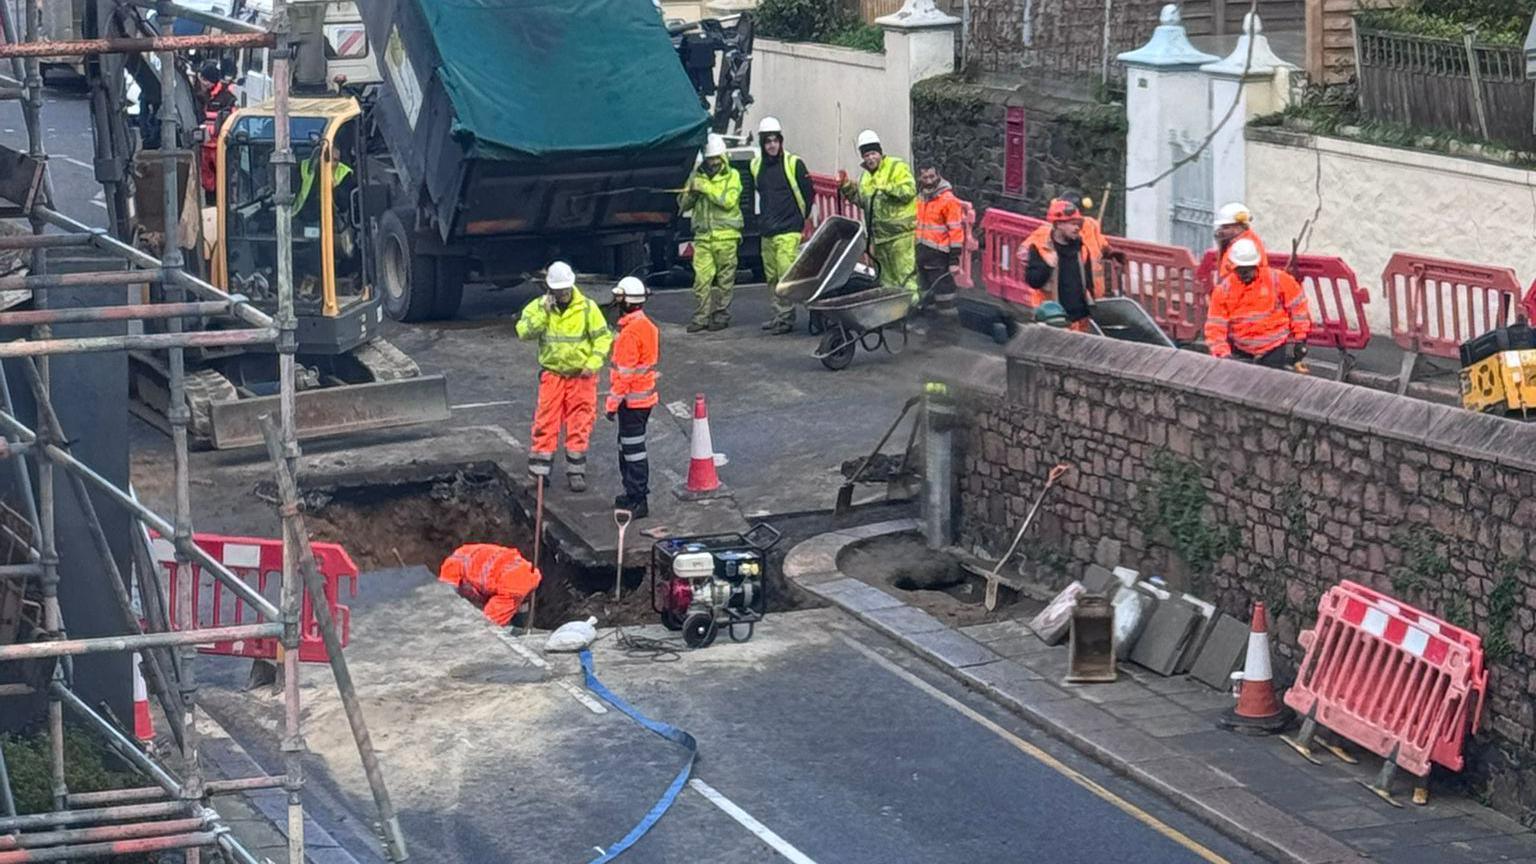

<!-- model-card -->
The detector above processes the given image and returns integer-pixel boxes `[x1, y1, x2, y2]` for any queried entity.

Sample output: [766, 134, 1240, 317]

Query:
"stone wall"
[953, 326, 1536, 819]
[911, 76, 1126, 232]
[965, 0, 1165, 81]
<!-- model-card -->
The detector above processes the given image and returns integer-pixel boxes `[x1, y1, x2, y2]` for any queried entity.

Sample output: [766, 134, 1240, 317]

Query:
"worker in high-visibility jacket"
[680, 133, 744, 332]
[605, 277, 659, 518]
[754, 117, 815, 335]
[1204, 238, 1311, 369]
[914, 162, 966, 314]
[1214, 201, 1269, 279]
[1022, 198, 1123, 332]
[516, 260, 614, 491]
[839, 130, 918, 299]
[438, 544, 541, 628]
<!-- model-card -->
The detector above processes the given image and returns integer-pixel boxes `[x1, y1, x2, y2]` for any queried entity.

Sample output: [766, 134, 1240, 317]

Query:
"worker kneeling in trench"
[439, 544, 542, 628]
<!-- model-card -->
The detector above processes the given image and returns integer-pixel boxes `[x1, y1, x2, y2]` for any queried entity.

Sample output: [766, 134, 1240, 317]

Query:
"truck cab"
[236, 0, 380, 106]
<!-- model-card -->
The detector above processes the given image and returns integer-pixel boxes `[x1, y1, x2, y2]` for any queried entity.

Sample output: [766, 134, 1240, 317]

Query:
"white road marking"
[688, 778, 820, 864]
[555, 678, 607, 714]
[59, 155, 92, 170]
[666, 400, 690, 420]
[451, 400, 515, 411]
[493, 630, 548, 669]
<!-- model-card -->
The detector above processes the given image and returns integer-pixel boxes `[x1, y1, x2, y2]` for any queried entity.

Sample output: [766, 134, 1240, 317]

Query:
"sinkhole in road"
[296, 466, 815, 630]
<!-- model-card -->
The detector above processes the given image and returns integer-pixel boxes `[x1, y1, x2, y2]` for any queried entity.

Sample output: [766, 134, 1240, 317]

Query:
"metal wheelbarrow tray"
[775, 216, 866, 306]
[807, 286, 915, 371]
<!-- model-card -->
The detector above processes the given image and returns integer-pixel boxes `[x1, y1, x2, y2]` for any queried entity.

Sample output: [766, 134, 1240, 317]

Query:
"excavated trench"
[296, 466, 816, 629]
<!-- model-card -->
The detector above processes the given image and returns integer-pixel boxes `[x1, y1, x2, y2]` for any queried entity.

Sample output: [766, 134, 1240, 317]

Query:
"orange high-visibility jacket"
[1217, 227, 1269, 279]
[1204, 266, 1311, 359]
[606, 309, 659, 414]
[916, 184, 965, 258]
[1022, 219, 1110, 302]
[438, 544, 542, 627]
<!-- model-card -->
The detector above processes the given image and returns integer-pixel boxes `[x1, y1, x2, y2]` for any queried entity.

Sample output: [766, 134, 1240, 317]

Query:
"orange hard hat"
[1046, 198, 1082, 223]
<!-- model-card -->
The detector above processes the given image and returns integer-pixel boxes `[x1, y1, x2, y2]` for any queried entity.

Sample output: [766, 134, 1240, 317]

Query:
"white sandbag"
[545, 616, 599, 652]
[1112, 588, 1153, 659]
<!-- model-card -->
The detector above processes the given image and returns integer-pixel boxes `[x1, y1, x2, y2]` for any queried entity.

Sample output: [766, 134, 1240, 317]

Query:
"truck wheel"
[378, 209, 437, 322]
[430, 257, 466, 319]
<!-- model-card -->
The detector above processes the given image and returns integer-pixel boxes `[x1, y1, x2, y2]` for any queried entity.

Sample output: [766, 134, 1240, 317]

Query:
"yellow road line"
[838, 634, 1230, 864]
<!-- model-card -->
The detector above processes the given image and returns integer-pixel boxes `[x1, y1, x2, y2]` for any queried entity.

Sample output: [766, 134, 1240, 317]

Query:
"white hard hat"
[757, 116, 782, 136]
[1228, 237, 1262, 267]
[545, 260, 576, 291]
[856, 129, 881, 150]
[612, 276, 648, 302]
[1214, 202, 1252, 228]
[703, 134, 727, 158]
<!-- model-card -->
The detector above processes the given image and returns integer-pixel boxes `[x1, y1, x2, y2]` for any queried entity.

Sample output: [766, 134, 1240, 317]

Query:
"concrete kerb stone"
[784, 525, 1345, 864]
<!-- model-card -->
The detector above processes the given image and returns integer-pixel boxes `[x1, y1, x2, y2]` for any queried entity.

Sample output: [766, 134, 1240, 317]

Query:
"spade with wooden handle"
[984, 463, 1072, 611]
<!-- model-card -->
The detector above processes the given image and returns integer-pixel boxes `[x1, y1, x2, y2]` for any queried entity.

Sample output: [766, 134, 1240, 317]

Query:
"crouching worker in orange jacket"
[517, 260, 614, 491]
[1204, 238, 1311, 369]
[439, 544, 542, 627]
[606, 277, 659, 519]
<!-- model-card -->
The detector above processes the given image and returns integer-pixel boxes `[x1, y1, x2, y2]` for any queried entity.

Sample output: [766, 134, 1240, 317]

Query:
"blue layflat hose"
[580, 647, 698, 863]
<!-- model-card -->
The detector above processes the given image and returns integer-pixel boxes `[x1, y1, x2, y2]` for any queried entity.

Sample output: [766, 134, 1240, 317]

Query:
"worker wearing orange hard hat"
[1021, 197, 1124, 332]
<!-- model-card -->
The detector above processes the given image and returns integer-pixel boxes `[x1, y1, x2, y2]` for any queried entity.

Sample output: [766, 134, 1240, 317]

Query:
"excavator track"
[347, 338, 420, 381]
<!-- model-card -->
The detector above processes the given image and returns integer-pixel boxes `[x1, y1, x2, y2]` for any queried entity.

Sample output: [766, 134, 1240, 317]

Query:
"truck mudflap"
[207, 375, 451, 449]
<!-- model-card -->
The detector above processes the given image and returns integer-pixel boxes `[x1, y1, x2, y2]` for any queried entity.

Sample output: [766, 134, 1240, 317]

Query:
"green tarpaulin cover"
[418, 0, 709, 159]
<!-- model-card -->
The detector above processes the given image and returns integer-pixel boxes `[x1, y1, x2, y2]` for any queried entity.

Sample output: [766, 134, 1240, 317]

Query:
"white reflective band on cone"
[1243, 630, 1273, 682]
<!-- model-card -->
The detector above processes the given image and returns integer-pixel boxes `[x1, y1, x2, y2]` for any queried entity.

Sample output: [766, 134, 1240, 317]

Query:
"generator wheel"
[682, 612, 718, 649]
[661, 608, 686, 631]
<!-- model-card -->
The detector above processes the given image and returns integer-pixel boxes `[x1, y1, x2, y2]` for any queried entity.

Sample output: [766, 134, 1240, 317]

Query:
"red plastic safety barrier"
[1383, 253, 1524, 360]
[1105, 238, 1205, 342]
[153, 532, 357, 663]
[1196, 250, 1374, 351]
[806, 172, 862, 237]
[980, 208, 1046, 307]
[955, 200, 979, 290]
[1285, 584, 1484, 776]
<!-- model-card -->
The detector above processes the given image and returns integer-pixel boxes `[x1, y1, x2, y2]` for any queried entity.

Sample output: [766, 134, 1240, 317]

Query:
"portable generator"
[650, 523, 781, 648]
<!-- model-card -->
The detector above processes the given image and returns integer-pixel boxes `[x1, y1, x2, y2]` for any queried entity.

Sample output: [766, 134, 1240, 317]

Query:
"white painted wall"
[745, 25, 955, 177]
[1245, 131, 1536, 335]
[1123, 67, 1211, 244]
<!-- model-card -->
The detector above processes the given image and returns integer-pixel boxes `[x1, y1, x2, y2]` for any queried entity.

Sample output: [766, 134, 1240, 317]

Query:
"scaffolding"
[0, 2, 405, 862]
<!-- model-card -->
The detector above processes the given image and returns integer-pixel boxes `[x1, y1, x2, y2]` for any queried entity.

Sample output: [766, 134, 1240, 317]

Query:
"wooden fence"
[1355, 24, 1536, 152]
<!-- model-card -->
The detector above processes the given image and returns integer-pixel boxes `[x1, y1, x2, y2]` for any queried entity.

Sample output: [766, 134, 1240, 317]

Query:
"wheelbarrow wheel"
[818, 327, 857, 371]
[682, 612, 718, 649]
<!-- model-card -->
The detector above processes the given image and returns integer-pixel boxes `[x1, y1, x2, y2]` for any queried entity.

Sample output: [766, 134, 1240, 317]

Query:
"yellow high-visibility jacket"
[515, 287, 613, 376]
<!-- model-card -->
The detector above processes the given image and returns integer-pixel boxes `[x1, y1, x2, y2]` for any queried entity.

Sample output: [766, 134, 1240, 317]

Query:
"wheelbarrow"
[807, 286, 915, 371]
[775, 215, 878, 335]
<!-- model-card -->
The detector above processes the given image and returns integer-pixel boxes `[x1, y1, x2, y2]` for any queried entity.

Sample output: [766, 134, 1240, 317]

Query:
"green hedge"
[1356, 0, 1529, 44]
[754, 0, 886, 52]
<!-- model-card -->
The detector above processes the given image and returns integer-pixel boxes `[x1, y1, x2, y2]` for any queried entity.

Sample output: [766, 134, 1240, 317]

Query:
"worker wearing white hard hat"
[1213, 201, 1268, 278]
[680, 133, 744, 332]
[516, 260, 614, 491]
[752, 116, 815, 334]
[1203, 237, 1311, 369]
[839, 129, 918, 299]
[605, 275, 659, 517]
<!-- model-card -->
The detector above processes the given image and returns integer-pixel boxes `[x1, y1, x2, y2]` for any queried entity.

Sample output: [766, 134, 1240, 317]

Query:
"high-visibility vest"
[849, 156, 917, 244]
[1025, 222, 1107, 302]
[606, 309, 660, 413]
[679, 165, 743, 240]
[293, 158, 353, 215]
[515, 287, 614, 376]
[1203, 267, 1311, 358]
[749, 152, 806, 218]
[915, 186, 965, 254]
[438, 544, 541, 627]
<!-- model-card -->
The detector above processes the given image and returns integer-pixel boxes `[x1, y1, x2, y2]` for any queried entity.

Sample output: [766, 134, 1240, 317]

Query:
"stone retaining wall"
[955, 326, 1536, 819]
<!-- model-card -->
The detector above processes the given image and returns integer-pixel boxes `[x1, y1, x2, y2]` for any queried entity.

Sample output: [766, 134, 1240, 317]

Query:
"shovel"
[984, 463, 1071, 611]
[834, 395, 922, 516]
[613, 509, 633, 601]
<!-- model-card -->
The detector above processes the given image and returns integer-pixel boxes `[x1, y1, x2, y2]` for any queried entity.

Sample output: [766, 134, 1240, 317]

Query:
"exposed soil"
[838, 532, 1025, 628]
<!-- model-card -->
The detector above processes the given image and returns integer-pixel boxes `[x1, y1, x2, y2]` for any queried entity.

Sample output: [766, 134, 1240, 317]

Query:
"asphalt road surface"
[199, 567, 1266, 864]
[0, 85, 110, 228]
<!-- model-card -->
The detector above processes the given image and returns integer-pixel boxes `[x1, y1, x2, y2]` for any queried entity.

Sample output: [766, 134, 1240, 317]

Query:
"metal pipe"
[33, 207, 276, 330]
[0, 327, 277, 358]
[0, 412, 280, 620]
[0, 623, 283, 661]
[0, 829, 221, 862]
[0, 729, 13, 817]
[0, 801, 190, 834]
[67, 774, 286, 808]
[0, 563, 41, 576]
[131, 0, 267, 34]
[0, 269, 164, 291]
[0, 816, 210, 850]
[0, 32, 274, 58]
[0, 300, 229, 327]
[51, 681, 183, 797]
[261, 417, 409, 862]
[0, 683, 33, 697]
[0, 234, 93, 250]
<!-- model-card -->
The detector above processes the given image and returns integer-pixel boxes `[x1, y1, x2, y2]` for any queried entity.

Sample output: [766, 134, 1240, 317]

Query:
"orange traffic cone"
[678, 394, 727, 499]
[131, 651, 155, 748]
[1219, 602, 1293, 735]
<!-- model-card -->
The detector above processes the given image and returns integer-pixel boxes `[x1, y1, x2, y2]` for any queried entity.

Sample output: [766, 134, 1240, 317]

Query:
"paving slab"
[984, 631, 1057, 659]
[1101, 695, 1192, 722]
[864, 603, 948, 636]
[1059, 677, 1156, 705]
[1129, 594, 1201, 676]
[1080, 727, 1179, 765]
[1189, 612, 1249, 689]
[1028, 580, 1083, 645]
[813, 577, 904, 613]
[1137, 710, 1221, 738]
[906, 628, 1001, 668]
[1133, 757, 1245, 794]
[1081, 564, 1116, 594]
[959, 619, 1034, 644]
[1026, 695, 1123, 733]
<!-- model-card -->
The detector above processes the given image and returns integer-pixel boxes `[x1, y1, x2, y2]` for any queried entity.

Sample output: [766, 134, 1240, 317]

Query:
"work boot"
[708, 318, 730, 331]
[567, 473, 587, 493]
[687, 321, 709, 333]
[627, 500, 649, 519]
[768, 320, 794, 335]
[760, 318, 779, 331]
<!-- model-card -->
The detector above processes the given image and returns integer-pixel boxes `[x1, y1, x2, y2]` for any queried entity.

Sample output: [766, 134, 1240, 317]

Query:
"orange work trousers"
[529, 370, 598, 477]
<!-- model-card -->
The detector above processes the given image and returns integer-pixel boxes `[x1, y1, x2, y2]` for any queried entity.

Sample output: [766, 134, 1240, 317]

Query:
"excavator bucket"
[207, 375, 452, 449]
[1065, 593, 1117, 683]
